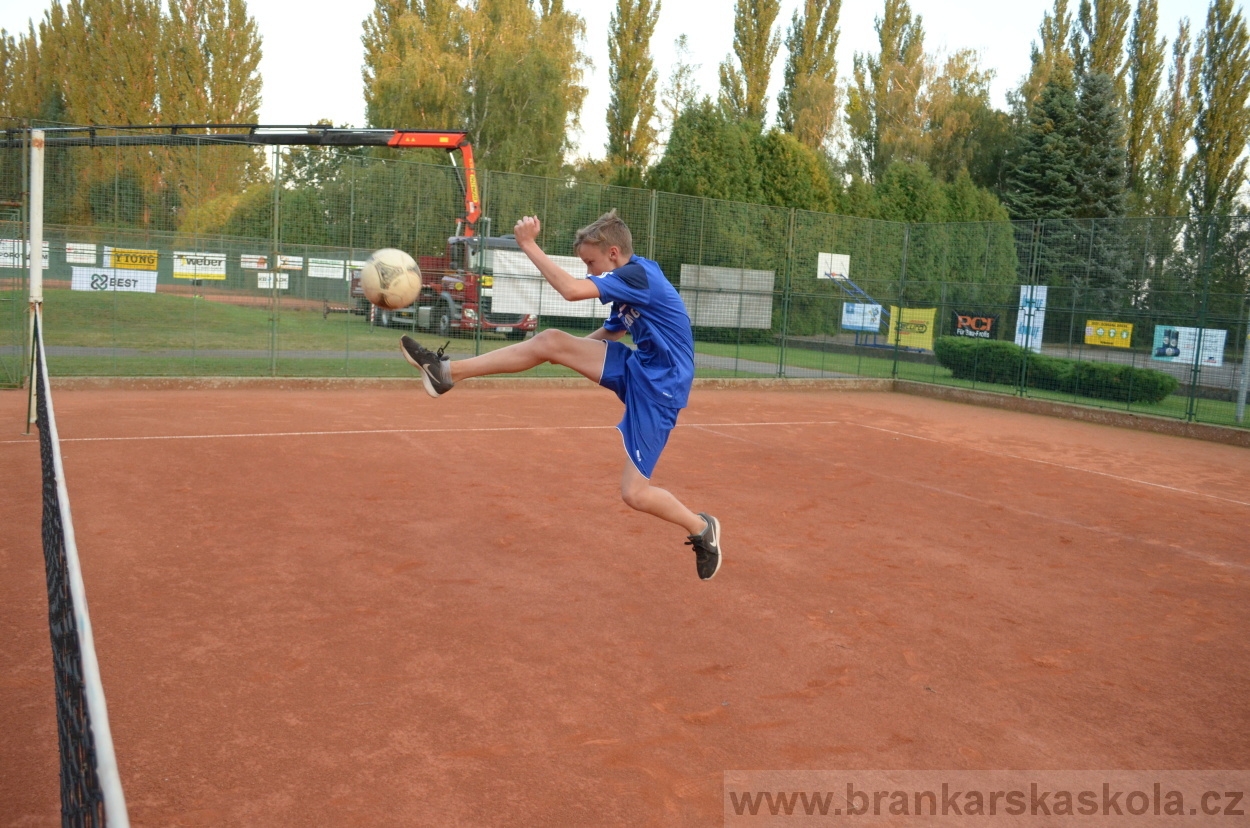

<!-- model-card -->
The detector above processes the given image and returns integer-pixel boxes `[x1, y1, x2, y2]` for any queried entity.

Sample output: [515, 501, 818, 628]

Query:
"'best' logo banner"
[71, 266, 158, 293]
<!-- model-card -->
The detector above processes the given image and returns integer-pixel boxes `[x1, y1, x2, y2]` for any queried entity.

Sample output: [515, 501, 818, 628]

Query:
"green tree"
[718, 0, 781, 127]
[926, 49, 1001, 183]
[776, 0, 841, 151]
[1017, 0, 1076, 113]
[361, 0, 587, 175]
[1187, 0, 1250, 218]
[1074, 71, 1128, 219]
[606, 0, 660, 186]
[755, 129, 836, 211]
[362, 0, 468, 131]
[1124, 0, 1165, 211]
[647, 98, 762, 202]
[1144, 20, 1195, 218]
[659, 34, 700, 143]
[1005, 71, 1082, 220]
[845, 0, 929, 180]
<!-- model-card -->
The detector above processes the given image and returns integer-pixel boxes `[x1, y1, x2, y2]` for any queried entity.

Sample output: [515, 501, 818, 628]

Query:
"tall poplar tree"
[1187, 0, 1250, 218]
[845, 0, 928, 181]
[718, 0, 781, 127]
[776, 0, 841, 151]
[1124, 0, 1165, 210]
[606, 0, 660, 184]
[1145, 21, 1195, 218]
[1073, 0, 1132, 106]
[1018, 0, 1076, 113]
[362, 0, 586, 175]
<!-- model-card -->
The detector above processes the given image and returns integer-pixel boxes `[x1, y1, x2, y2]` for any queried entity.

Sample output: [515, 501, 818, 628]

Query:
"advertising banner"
[71, 266, 158, 293]
[104, 247, 158, 271]
[1151, 326, 1227, 367]
[887, 306, 937, 350]
[490, 250, 609, 319]
[65, 243, 97, 264]
[951, 310, 999, 339]
[817, 252, 850, 280]
[841, 302, 883, 331]
[1014, 285, 1048, 353]
[0, 239, 50, 269]
[240, 254, 304, 271]
[173, 251, 227, 280]
[679, 264, 775, 329]
[308, 258, 350, 279]
[1084, 319, 1133, 348]
[257, 272, 289, 290]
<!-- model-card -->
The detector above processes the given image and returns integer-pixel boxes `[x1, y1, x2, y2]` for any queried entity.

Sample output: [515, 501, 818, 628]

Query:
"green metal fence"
[1, 126, 1247, 429]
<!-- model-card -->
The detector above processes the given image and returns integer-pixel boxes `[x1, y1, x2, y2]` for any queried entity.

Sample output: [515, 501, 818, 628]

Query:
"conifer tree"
[718, 0, 781, 127]
[776, 0, 840, 151]
[1005, 71, 1082, 220]
[606, 0, 660, 184]
[1074, 71, 1128, 219]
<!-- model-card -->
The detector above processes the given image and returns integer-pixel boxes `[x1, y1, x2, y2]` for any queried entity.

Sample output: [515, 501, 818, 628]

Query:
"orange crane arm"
[388, 130, 482, 237]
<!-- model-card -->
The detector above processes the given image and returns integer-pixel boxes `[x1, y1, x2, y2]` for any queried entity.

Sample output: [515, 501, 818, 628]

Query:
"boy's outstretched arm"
[514, 216, 600, 302]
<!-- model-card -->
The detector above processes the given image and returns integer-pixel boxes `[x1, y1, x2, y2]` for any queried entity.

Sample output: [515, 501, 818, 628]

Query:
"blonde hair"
[574, 209, 634, 258]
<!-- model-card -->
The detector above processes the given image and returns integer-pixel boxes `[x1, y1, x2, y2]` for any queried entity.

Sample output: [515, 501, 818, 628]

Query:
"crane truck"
[350, 130, 538, 339]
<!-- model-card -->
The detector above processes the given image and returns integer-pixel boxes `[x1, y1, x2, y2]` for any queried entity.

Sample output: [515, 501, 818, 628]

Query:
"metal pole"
[26, 129, 44, 432]
[1236, 306, 1250, 423]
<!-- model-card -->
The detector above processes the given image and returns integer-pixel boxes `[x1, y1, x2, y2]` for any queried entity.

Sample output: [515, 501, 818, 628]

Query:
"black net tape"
[34, 314, 106, 827]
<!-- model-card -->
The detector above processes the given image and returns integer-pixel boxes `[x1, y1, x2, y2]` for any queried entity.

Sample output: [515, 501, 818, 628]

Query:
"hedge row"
[932, 337, 1180, 404]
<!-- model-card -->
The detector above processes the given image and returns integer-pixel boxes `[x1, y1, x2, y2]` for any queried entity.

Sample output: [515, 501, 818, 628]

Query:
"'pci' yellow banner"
[1084, 319, 1133, 348]
[888, 306, 936, 351]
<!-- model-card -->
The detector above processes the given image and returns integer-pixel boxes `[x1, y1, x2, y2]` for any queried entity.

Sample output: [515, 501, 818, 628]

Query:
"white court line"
[5, 417, 1245, 509]
[845, 421, 1250, 508]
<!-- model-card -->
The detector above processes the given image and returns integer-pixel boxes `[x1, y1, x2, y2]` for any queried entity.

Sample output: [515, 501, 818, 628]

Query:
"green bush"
[933, 337, 1024, 385]
[932, 336, 1180, 405]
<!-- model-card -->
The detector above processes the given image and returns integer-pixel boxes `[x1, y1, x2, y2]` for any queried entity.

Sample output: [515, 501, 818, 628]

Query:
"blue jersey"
[588, 255, 695, 409]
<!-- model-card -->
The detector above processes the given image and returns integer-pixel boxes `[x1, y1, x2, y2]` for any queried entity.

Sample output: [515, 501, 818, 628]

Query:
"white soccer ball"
[360, 248, 422, 309]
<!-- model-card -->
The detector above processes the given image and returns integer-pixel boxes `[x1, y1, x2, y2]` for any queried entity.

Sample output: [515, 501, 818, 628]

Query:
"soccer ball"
[360, 248, 422, 309]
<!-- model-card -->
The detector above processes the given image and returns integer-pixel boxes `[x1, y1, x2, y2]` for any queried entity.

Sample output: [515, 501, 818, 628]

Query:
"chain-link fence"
[2, 125, 1248, 429]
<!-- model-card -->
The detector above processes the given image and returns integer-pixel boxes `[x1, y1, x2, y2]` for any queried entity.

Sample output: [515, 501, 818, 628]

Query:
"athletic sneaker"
[685, 513, 722, 580]
[400, 336, 454, 397]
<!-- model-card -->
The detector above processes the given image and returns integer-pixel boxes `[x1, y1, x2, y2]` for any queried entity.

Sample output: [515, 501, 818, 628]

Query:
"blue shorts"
[598, 340, 680, 479]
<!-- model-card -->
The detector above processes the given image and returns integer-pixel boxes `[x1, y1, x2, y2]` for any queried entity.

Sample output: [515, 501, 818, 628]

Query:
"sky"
[2, 0, 1212, 160]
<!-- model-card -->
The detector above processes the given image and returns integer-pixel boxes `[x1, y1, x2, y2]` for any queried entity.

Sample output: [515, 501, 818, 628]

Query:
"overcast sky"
[2, 0, 1212, 160]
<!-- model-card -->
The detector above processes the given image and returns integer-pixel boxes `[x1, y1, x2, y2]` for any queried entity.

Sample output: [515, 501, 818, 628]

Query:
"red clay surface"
[2, 385, 1248, 826]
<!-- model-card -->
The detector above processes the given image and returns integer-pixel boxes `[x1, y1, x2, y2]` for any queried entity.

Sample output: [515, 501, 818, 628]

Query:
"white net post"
[26, 129, 44, 431]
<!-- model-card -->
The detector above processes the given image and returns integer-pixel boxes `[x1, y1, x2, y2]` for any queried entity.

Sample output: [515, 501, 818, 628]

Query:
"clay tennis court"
[2, 383, 1248, 825]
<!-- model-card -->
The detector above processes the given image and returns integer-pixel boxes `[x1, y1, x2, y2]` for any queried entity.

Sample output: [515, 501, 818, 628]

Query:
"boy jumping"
[400, 210, 722, 580]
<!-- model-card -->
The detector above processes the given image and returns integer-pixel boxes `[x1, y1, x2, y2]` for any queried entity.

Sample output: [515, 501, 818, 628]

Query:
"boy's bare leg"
[619, 462, 706, 535]
[448, 329, 607, 383]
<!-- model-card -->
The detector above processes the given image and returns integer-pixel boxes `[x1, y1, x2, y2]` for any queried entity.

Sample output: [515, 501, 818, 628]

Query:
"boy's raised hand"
[514, 215, 541, 246]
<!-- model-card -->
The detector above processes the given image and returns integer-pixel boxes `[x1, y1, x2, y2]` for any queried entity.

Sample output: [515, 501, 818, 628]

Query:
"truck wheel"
[437, 303, 454, 338]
